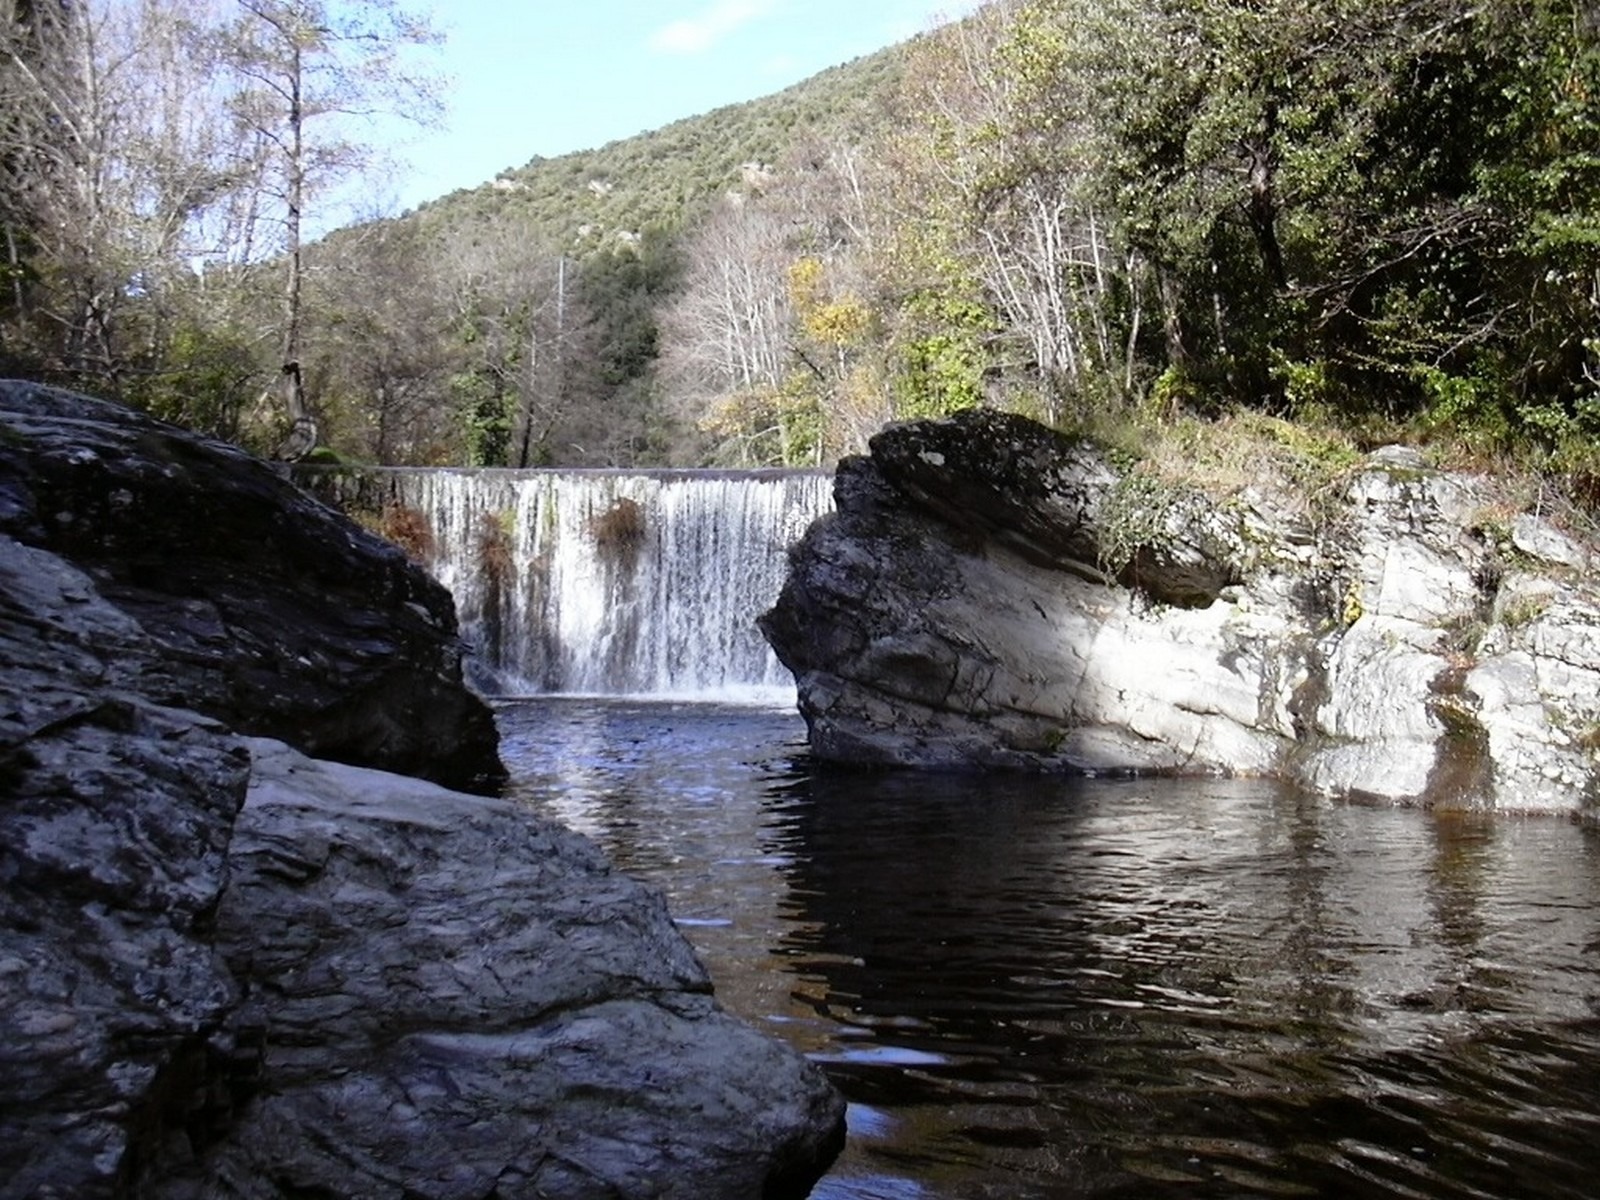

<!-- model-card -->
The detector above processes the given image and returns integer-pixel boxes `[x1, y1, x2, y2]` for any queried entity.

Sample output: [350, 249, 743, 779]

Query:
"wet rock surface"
[147, 741, 845, 1200]
[764, 411, 1600, 814]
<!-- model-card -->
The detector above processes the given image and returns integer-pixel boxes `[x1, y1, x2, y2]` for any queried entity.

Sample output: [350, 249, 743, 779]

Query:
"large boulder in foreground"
[763, 410, 1600, 815]
[146, 740, 845, 1200]
[0, 380, 502, 794]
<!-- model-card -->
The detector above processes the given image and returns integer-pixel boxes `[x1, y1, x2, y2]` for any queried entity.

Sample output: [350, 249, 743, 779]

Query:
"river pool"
[498, 697, 1600, 1200]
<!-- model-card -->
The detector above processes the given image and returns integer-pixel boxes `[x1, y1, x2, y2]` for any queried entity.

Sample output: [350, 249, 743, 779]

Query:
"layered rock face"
[0, 383, 844, 1198]
[762, 409, 1600, 814]
[0, 538, 247, 1198]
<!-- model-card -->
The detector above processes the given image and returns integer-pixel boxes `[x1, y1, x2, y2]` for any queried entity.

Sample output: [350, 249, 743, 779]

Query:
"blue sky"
[367, 0, 980, 214]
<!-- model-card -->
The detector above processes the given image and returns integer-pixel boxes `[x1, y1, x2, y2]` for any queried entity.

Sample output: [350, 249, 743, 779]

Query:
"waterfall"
[327, 468, 831, 703]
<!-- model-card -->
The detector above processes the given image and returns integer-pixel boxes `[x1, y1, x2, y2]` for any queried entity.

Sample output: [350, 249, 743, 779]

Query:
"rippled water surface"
[497, 698, 1600, 1199]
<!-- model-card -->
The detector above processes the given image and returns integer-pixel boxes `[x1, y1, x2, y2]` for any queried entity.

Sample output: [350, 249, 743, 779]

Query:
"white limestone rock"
[1511, 512, 1591, 570]
[763, 412, 1600, 815]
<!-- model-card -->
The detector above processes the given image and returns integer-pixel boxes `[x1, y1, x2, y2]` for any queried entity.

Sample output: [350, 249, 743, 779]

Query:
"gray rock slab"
[144, 740, 845, 1199]
[763, 413, 1600, 814]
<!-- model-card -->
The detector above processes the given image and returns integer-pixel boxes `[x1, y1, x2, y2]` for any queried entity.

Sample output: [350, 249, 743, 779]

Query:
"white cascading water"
[374, 469, 831, 703]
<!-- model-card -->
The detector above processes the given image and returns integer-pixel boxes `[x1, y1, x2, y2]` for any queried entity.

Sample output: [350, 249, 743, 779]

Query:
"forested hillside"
[359, 45, 908, 466]
[4, 0, 1597, 486]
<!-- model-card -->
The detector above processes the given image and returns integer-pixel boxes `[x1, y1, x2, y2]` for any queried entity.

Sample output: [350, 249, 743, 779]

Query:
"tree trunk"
[1242, 108, 1287, 290]
[276, 28, 315, 461]
[1158, 268, 1188, 367]
[282, 34, 306, 425]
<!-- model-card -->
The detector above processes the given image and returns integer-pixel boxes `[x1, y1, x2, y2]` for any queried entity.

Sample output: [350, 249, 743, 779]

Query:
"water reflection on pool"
[497, 698, 1600, 1199]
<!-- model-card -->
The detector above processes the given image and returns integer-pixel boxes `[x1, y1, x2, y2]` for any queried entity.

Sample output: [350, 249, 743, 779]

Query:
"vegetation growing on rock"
[589, 497, 648, 561]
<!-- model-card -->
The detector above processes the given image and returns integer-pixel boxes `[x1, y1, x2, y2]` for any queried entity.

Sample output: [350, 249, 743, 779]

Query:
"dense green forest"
[3, 0, 1598, 489]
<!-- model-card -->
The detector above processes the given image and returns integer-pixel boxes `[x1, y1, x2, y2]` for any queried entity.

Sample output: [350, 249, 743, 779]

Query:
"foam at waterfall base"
[476, 679, 801, 711]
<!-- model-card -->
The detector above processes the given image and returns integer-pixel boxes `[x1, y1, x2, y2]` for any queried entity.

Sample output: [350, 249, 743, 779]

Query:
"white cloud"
[648, 0, 778, 55]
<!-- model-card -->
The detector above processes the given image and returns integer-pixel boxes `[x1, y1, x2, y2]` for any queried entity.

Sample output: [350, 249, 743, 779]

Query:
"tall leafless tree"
[656, 195, 797, 460]
[223, 0, 441, 456]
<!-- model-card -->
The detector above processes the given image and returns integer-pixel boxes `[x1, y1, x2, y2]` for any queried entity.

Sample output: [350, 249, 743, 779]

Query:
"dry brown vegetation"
[588, 498, 647, 561]
[477, 511, 515, 584]
[374, 504, 436, 563]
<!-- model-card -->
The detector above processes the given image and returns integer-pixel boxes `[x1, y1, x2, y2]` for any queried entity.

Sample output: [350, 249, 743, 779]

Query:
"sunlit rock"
[764, 410, 1600, 814]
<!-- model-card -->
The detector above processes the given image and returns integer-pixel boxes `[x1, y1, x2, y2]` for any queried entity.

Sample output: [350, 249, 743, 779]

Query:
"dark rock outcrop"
[143, 741, 844, 1200]
[763, 411, 1600, 814]
[0, 382, 846, 1198]
[0, 380, 502, 794]
[0, 537, 247, 1199]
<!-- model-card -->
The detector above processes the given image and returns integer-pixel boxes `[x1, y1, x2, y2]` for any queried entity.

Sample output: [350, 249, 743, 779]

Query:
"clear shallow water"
[497, 698, 1600, 1200]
